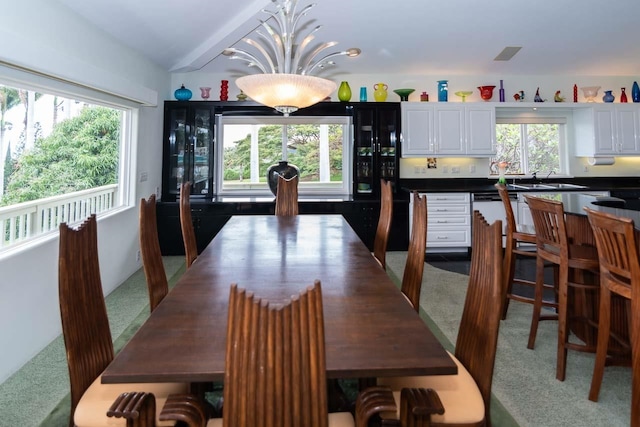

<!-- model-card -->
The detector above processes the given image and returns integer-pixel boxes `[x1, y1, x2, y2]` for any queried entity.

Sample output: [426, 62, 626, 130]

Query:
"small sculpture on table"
[554, 91, 565, 102]
[534, 87, 545, 102]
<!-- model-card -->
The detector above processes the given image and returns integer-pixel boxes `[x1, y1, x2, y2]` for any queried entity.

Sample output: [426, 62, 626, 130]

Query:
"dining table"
[101, 214, 457, 385]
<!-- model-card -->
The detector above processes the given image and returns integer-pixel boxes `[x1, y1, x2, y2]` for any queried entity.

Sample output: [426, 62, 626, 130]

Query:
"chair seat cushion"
[74, 375, 188, 427]
[206, 411, 354, 426]
[377, 351, 484, 425]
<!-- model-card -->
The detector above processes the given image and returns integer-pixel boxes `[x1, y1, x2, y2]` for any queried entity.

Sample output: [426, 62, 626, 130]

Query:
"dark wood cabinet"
[158, 101, 408, 255]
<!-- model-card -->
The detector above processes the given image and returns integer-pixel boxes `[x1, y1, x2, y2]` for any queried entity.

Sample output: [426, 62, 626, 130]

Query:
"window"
[216, 116, 352, 195]
[493, 117, 567, 176]
[0, 79, 134, 250]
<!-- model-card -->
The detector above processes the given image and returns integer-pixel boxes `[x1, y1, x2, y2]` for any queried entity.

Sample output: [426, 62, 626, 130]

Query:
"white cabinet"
[401, 103, 495, 157]
[574, 105, 640, 156]
[411, 193, 471, 251]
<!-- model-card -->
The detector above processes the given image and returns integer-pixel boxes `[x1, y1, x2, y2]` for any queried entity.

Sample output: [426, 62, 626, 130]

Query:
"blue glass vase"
[174, 84, 192, 101]
[633, 81, 640, 103]
[437, 80, 448, 102]
[602, 90, 615, 103]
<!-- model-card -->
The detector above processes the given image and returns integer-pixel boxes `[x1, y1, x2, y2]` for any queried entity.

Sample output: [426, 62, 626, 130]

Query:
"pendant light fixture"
[223, 0, 361, 116]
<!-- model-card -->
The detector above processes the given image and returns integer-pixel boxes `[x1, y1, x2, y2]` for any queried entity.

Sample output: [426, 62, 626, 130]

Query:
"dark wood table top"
[102, 215, 456, 384]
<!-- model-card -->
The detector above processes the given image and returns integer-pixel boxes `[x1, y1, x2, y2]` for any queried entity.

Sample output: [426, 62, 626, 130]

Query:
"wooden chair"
[373, 179, 393, 269]
[180, 181, 198, 268]
[58, 215, 187, 427]
[377, 211, 503, 427]
[110, 281, 396, 427]
[584, 207, 635, 415]
[401, 192, 427, 312]
[275, 174, 299, 216]
[139, 194, 169, 312]
[495, 184, 557, 320]
[524, 195, 600, 381]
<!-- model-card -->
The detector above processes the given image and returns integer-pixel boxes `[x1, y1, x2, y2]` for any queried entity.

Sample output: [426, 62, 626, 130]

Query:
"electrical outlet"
[469, 164, 476, 173]
[420, 167, 427, 174]
[452, 165, 460, 174]
[442, 166, 449, 173]
[136, 250, 141, 263]
[139, 171, 148, 182]
[414, 166, 421, 174]
[583, 166, 589, 172]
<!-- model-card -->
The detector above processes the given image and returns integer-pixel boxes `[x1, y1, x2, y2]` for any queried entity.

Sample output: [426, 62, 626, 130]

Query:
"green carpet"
[0, 257, 185, 427]
[385, 251, 631, 427]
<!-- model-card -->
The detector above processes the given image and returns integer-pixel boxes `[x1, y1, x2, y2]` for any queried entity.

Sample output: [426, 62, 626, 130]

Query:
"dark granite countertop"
[399, 177, 640, 198]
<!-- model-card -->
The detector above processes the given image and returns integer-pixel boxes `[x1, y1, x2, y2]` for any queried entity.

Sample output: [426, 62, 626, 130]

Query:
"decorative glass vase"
[602, 90, 615, 103]
[266, 161, 300, 196]
[633, 81, 640, 103]
[359, 86, 367, 102]
[437, 80, 448, 102]
[174, 84, 192, 101]
[199, 87, 211, 99]
[373, 83, 388, 102]
[620, 88, 628, 103]
[338, 81, 352, 102]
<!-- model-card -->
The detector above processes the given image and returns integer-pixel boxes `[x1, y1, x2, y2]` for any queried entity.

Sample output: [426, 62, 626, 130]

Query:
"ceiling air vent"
[494, 46, 522, 61]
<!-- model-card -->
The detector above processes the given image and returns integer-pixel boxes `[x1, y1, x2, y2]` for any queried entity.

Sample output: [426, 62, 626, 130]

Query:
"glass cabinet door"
[355, 108, 375, 196]
[377, 106, 398, 182]
[191, 107, 213, 196]
[166, 107, 188, 198]
[163, 103, 214, 200]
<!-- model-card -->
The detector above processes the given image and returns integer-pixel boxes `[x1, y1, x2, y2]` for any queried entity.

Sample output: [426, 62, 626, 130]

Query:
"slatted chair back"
[180, 181, 198, 268]
[140, 194, 169, 312]
[524, 195, 568, 266]
[584, 207, 639, 425]
[401, 192, 427, 312]
[59, 215, 114, 427]
[373, 179, 393, 269]
[454, 211, 503, 426]
[275, 174, 299, 216]
[223, 281, 328, 427]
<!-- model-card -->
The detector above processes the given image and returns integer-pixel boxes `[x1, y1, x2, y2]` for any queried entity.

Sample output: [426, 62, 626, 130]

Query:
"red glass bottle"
[573, 84, 578, 103]
[620, 88, 628, 103]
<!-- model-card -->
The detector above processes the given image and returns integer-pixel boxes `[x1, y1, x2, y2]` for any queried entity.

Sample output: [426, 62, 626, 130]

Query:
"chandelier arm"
[290, 27, 320, 74]
[225, 49, 269, 74]
[260, 21, 285, 73]
[290, 4, 315, 34]
[244, 38, 277, 73]
[305, 51, 349, 74]
[299, 42, 338, 75]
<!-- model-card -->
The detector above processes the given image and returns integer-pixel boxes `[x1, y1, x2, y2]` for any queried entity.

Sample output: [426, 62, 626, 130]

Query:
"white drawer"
[430, 216, 471, 227]
[428, 203, 471, 216]
[425, 193, 470, 204]
[427, 229, 471, 246]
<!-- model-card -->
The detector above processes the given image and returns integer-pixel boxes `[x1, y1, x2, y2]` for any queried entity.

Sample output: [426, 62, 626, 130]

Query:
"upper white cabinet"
[401, 103, 496, 157]
[574, 105, 640, 156]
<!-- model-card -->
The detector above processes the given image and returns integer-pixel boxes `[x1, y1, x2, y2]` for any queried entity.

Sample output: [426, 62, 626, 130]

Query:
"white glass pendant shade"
[237, 74, 336, 116]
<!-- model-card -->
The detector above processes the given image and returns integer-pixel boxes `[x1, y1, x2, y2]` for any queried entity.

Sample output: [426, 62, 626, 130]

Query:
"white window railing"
[0, 184, 119, 248]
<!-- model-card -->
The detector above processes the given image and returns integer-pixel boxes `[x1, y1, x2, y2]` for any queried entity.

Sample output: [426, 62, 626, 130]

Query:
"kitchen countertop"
[400, 177, 640, 198]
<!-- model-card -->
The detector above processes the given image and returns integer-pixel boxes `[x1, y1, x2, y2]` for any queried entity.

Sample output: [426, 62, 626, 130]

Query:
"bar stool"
[525, 195, 600, 381]
[584, 207, 635, 410]
[496, 184, 557, 320]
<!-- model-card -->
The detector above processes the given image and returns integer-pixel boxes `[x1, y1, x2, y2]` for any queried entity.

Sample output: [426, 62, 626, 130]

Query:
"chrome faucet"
[546, 170, 556, 179]
[531, 172, 538, 182]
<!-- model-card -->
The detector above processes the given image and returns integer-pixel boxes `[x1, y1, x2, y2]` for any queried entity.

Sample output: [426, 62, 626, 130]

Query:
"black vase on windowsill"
[267, 160, 300, 196]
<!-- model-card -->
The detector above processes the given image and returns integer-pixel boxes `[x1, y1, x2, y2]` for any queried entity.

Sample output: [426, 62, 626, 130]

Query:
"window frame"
[214, 115, 353, 196]
[0, 66, 138, 253]
[494, 114, 569, 177]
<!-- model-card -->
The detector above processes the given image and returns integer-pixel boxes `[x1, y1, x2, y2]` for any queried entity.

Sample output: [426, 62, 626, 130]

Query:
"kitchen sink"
[508, 182, 587, 190]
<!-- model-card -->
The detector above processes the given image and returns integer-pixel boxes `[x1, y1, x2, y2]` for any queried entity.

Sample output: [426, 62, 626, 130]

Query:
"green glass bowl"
[393, 88, 415, 101]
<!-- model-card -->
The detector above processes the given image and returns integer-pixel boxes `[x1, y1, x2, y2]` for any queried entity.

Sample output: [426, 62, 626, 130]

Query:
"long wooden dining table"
[101, 214, 457, 384]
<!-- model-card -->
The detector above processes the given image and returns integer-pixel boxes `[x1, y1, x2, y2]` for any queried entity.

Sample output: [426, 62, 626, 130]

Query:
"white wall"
[0, 0, 170, 382]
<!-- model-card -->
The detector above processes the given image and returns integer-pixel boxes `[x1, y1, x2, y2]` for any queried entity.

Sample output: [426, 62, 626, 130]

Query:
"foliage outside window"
[218, 116, 351, 195]
[0, 81, 130, 250]
[492, 118, 565, 176]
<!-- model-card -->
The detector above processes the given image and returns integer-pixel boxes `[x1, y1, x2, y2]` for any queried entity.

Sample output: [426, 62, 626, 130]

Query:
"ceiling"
[54, 0, 640, 78]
